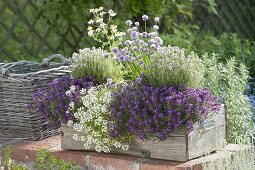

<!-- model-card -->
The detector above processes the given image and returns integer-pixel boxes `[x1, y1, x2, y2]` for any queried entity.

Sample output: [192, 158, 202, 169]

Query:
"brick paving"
[0, 135, 251, 170]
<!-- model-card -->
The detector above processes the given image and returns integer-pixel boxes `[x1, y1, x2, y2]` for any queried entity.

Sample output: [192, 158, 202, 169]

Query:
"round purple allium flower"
[146, 64, 151, 69]
[154, 17, 160, 23]
[125, 20, 132, 26]
[112, 47, 119, 53]
[143, 43, 148, 47]
[138, 60, 144, 65]
[103, 53, 109, 58]
[127, 28, 132, 34]
[131, 31, 139, 39]
[121, 33, 126, 37]
[132, 46, 138, 51]
[135, 22, 140, 27]
[121, 47, 128, 53]
[148, 39, 155, 44]
[123, 55, 130, 61]
[130, 57, 135, 62]
[139, 40, 145, 44]
[142, 15, 149, 21]
[115, 51, 121, 57]
[125, 40, 131, 46]
[119, 56, 124, 61]
[115, 56, 119, 61]
[153, 25, 159, 31]
[132, 27, 138, 31]
[151, 44, 156, 49]
[142, 32, 148, 37]
[148, 32, 156, 37]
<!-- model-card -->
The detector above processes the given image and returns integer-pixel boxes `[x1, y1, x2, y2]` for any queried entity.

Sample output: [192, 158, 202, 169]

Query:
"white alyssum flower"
[66, 85, 128, 153]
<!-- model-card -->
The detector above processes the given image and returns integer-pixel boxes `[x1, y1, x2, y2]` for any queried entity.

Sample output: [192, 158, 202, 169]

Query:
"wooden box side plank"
[61, 124, 188, 161]
[188, 105, 227, 159]
[61, 105, 226, 161]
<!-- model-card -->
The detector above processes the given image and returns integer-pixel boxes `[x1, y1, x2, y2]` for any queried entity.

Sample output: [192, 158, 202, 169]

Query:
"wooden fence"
[0, 0, 84, 62]
[0, 0, 254, 62]
[195, 0, 255, 39]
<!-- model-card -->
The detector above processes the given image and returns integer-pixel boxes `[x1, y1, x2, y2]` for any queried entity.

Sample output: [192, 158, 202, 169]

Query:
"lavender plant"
[70, 47, 123, 84]
[28, 76, 94, 128]
[108, 82, 221, 143]
[146, 46, 204, 88]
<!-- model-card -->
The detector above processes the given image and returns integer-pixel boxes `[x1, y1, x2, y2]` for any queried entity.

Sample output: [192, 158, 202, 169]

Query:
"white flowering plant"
[87, 7, 124, 50]
[87, 7, 164, 81]
[59, 7, 222, 154]
[146, 46, 205, 88]
[70, 47, 123, 84]
[66, 80, 128, 153]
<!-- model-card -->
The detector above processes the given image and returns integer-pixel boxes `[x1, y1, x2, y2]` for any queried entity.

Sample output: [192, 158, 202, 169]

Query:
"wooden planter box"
[61, 105, 227, 161]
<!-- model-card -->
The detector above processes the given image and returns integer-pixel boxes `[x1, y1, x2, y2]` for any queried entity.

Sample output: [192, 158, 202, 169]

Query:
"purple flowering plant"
[87, 8, 163, 80]
[108, 81, 221, 142]
[109, 14, 163, 80]
[28, 75, 94, 128]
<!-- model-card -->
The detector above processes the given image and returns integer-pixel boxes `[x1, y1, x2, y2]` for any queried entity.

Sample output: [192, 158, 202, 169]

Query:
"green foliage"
[202, 54, 253, 143]
[1, 145, 79, 170]
[163, 32, 255, 76]
[160, 34, 194, 54]
[35, 0, 215, 33]
[70, 48, 123, 84]
[34, 149, 79, 170]
[217, 33, 255, 74]
[146, 46, 204, 88]
[2, 145, 29, 170]
[197, 33, 255, 75]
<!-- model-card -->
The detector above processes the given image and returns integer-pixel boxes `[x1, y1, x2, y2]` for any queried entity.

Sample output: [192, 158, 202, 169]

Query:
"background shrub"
[202, 54, 253, 143]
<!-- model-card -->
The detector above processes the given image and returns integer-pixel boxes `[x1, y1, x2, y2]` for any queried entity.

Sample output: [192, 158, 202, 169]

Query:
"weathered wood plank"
[188, 105, 227, 159]
[61, 105, 226, 161]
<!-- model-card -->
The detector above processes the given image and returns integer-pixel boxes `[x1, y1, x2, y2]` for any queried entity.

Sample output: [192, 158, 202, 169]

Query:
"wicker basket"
[0, 54, 70, 140]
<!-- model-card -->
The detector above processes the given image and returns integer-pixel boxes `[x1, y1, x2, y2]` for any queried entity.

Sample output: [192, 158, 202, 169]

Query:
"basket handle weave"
[0, 60, 31, 75]
[42, 54, 69, 67]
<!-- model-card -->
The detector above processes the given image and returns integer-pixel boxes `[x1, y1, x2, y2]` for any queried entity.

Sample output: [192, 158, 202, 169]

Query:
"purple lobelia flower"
[28, 75, 95, 128]
[107, 82, 221, 142]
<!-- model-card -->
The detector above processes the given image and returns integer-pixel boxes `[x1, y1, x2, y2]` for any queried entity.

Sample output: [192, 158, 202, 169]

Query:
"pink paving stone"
[0, 135, 249, 170]
[1, 135, 88, 167]
[139, 159, 184, 170]
[89, 153, 139, 170]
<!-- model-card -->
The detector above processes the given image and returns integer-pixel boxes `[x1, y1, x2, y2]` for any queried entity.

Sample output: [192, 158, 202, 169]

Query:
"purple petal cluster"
[28, 75, 94, 128]
[108, 84, 221, 141]
[110, 16, 163, 65]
